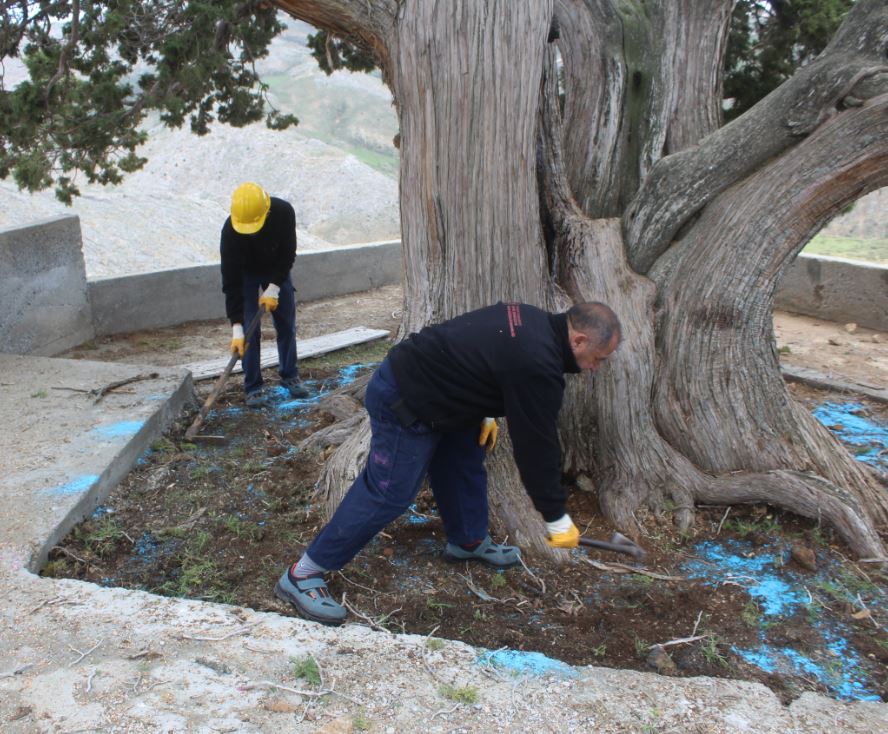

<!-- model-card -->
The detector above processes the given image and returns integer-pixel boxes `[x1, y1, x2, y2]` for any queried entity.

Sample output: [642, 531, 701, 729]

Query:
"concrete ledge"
[0, 215, 94, 355]
[89, 240, 402, 336]
[0, 354, 195, 574]
[776, 254, 888, 332]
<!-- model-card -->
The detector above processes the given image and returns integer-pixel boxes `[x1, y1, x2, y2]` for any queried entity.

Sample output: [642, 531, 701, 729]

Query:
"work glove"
[479, 417, 498, 452]
[546, 514, 580, 549]
[230, 323, 245, 358]
[259, 283, 280, 313]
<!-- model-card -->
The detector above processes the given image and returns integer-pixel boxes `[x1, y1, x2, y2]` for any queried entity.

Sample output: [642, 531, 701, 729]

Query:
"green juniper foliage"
[0, 1, 295, 202]
[724, 0, 854, 120]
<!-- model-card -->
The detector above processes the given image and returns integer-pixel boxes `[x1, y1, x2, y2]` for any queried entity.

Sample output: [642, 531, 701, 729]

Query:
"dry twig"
[178, 622, 259, 641]
[68, 640, 103, 667]
[581, 558, 684, 581]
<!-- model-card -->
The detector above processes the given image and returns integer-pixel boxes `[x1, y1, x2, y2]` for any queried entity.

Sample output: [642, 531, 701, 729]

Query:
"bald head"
[567, 302, 621, 350]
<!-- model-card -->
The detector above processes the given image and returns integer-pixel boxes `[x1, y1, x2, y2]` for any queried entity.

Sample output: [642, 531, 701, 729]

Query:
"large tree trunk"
[275, 0, 888, 560]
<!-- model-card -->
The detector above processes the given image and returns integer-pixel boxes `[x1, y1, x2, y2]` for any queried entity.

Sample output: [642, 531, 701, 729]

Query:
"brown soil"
[51, 289, 888, 704]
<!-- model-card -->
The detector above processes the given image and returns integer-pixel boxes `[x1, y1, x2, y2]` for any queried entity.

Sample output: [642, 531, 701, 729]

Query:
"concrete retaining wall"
[2, 216, 886, 346]
[89, 240, 401, 336]
[0, 215, 95, 356]
[775, 254, 888, 332]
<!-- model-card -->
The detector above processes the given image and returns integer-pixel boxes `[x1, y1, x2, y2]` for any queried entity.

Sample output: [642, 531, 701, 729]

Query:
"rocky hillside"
[0, 21, 400, 278]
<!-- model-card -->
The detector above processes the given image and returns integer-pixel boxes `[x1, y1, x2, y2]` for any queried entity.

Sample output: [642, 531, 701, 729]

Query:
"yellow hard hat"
[230, 182, 271, 234]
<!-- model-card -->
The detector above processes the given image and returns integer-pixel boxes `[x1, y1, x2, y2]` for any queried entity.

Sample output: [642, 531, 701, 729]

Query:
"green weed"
[438, 684, 479, 704]
[591, 643, 607, 658]
[740, 601, 760, 627]
[222, 514, 260, 540]
[633, 634, 649, 658]
[30, 389, 48, 398]
[630, 573, 654, 585]
[489, 573, 507, 590]
[353, 713, 372, 731]
[291, 656, 321, 686]
[426, 638, 445, 652]
[85, 518, 127, 556]
[151, 437, 176, 453]
[43, 558, 70, 576]
[701, 637, 731, 669]
[189, 463, 213, 480]
[426, 598, 454, 613]
[778, 345, 792, 354]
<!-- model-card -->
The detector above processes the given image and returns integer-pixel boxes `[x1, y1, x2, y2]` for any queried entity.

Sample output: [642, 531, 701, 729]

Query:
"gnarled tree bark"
[274, 0, 888, 560]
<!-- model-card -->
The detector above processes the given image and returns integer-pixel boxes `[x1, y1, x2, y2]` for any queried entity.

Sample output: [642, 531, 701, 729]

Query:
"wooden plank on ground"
[782, 364, 887, 404]
[183, 327, 390, 381]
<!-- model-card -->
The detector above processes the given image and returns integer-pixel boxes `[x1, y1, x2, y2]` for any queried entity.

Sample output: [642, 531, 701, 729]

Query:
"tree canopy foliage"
[724, 0, 854, 119]
[0, 0, 294, 203]
[0, 1, 857, 203]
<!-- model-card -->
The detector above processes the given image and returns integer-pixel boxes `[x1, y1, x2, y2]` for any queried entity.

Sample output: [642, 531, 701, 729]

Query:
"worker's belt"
[389, 398, 421, 429]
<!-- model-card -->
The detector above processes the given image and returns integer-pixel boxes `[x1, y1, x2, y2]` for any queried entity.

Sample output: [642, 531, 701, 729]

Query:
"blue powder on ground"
[684, 540, 885, 701]
[47, 475, 99, 496]
[813, 402, 887, 471]
[91, 505, 114, 518]
[477, 649, 578, 678]
[91, 420, 144, 439]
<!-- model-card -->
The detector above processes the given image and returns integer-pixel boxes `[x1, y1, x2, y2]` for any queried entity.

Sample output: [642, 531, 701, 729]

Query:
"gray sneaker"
[245, 389, 266, 408]
[281, 377, 310, 399]
[443, 535, 521, 568]
[274, 570, 346, 625]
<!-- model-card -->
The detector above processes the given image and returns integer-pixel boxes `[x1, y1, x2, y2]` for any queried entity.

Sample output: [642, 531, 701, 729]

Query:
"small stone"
[382, 547, 395, 557]
[313, 717, 353, 734]
[264, 699, 300, 714]
[844, 322, 858, 334]
[646, 644, 676, 674]
[872, 334, 881, 344]
[791, 544, 817, 571]
[827, 337, 842, 346]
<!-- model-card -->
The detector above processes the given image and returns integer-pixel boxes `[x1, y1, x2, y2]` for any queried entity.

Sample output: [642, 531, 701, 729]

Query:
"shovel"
[184, 305, 266, 444]
[578, 532, 646, 561]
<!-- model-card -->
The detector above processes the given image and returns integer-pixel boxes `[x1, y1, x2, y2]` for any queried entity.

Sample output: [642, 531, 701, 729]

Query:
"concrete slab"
[0, 353, 193, 572]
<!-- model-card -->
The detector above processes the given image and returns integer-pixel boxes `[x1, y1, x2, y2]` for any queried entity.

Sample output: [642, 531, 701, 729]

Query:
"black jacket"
[220, 197, 296, 324]
[388, 303, 580, 521]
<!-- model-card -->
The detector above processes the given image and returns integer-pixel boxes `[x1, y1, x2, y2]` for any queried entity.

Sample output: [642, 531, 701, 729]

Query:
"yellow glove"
[479, 417, 498, 452]
[259, 283, 280, 313]
[230, 323, 245, 357]
[546, 514, 580, 549]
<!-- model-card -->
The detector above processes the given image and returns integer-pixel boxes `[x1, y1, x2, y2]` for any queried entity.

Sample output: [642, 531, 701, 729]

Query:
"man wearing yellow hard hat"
[221, 182, 309, 406]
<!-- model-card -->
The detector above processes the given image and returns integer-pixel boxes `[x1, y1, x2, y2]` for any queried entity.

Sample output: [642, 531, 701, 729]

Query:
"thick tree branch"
[272, 0, 397, 66]
[626, 0, 888, 274]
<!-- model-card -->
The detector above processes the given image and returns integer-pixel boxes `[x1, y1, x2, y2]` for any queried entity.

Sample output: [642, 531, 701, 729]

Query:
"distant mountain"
[0, 20, 400, 278]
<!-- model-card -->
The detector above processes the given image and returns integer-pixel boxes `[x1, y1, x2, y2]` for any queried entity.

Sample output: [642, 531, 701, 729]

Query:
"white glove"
[230, 323, 245, 357]
[259, 283, 280, 312]
[546, 514, 580, 548]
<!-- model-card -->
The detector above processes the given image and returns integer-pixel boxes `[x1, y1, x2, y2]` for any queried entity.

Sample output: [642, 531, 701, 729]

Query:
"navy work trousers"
[306, 359, 488, 571]
[242, 273, 298, 395]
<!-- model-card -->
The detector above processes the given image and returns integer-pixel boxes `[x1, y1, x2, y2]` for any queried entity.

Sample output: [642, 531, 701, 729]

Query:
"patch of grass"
[189, 463, 213, 480]
[426, 597, 454, 613]
[353, 713, 372, 731]
[426, 638, 445, 652]
[84, 517, 127, 557]
[803, 234, 888, 263]
[160, 556, 222, 598]
[591, 643, 607, 658]
[222, 514, 261, 540]
[438, 684, 479, 704]
[630, 573, 654, 585]
[778, 345, 792, 354]
[291, 656, 321, 686]
[43, 558, 70, 576]
[701, 636, 731, 669]
[489, 573, 507, 590]
[633, 634, 649, 658]
[151, 437, 176, 453]
[30, 389, 48, 398]
[725, 513, 780, 538]
[741, 601, 761, 628]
